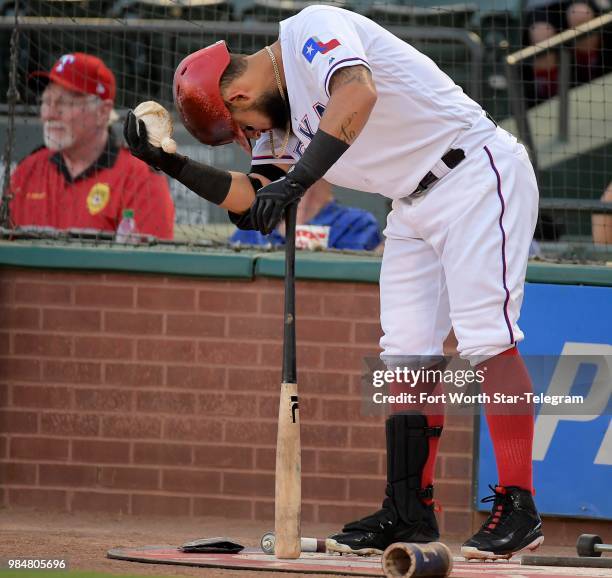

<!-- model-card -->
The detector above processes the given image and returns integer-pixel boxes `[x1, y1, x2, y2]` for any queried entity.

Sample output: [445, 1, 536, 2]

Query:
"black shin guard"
[386, 413, 442, 527]
[341, 413, 442, 542]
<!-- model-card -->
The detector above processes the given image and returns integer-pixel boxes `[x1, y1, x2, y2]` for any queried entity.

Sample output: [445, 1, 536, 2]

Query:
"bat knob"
[260, 532, 276, 555]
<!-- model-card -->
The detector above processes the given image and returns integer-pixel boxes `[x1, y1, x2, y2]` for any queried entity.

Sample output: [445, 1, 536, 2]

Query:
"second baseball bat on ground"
[274, 202, 301, 560]
[382, 542, 453, 577]
[260, 532, 326, 555]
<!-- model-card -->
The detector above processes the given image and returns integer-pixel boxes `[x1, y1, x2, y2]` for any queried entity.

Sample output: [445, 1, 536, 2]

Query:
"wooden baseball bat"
[260, 532, 325, 555]
[274, 201, 301, 559]
[382, 542, 453, 577]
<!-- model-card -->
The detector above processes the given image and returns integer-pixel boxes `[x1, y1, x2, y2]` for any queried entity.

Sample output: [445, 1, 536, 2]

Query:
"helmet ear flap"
[173, 41, 246, 148]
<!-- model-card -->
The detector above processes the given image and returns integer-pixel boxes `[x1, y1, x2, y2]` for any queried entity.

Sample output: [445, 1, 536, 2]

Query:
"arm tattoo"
[328, 65, 372, 94]
[340, 112, 358, 145]
[329, 65, 374, 144]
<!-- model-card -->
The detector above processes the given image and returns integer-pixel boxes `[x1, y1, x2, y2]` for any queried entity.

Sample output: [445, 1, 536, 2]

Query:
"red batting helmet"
[173, 41, 249, 152]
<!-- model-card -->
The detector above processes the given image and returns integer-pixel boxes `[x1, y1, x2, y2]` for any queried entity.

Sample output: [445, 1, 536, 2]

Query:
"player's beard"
[252, 87, 290, 131]
[43, 121, 75, 151]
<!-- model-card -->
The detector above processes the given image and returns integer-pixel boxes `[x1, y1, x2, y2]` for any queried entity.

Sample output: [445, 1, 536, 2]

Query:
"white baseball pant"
[380, 114, 539, 362]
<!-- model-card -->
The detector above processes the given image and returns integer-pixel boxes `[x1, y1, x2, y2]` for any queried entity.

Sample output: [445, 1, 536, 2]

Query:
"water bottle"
[116, 208, 138, 244]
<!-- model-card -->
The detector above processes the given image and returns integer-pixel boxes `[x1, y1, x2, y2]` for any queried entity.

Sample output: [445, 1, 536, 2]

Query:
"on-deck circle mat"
[107, 546, 612, 577]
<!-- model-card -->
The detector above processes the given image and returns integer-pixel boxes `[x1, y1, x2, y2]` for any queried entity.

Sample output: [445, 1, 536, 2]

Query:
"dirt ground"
[0, 509, 575, 578]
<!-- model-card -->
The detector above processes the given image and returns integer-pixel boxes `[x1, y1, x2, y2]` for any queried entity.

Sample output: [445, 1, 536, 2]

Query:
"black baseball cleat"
[326, 413, 441, 556]
[326, 489, 439, 555]
[461, 484, 544, 561]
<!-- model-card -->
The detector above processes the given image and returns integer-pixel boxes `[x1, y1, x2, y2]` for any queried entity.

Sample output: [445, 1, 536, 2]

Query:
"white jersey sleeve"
[292, 7, 372, 98]
[251, 129, 300, 166]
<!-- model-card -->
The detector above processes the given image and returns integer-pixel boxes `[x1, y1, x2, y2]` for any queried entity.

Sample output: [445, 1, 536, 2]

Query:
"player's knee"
[459, 342, 522, 366]
[380, 336, 445, 359]
[443, 330, 458, 355]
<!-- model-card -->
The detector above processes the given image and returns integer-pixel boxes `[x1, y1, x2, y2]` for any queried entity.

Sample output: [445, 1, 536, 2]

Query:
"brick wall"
[0, 267, 474, 538]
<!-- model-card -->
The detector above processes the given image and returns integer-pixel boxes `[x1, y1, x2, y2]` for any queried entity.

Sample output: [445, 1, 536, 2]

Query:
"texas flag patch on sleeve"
[302, 36, 341, 63]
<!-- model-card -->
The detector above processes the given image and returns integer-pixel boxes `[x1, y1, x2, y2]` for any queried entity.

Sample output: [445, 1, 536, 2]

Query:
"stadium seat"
[0, 0, 18, 14]
[22, 0, 112, 17]
[468, 0, 523, 28]
[364, 0, 478, 28]
[108, 0, 233, 108]
[476, 12, 523, 118]
[241, 0, 349, 22]
[109, 0, 233, 20]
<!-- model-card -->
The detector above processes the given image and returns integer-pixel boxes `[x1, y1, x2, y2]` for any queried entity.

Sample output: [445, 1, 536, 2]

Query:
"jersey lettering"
[293, 139, 304, 158]
[298, 114, 317, 141]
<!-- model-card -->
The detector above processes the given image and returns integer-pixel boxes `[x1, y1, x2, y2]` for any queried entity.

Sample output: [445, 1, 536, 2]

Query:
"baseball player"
[124, 5, 543, 560]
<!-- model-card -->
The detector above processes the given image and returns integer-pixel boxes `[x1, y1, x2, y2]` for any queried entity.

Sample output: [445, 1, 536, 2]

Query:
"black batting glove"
[252, 177, 306, 234]
[124, 110, 159, 166]
[228, 210, 256, 231]
[250, 129, 350, 234]
[123, 110, 174, 171]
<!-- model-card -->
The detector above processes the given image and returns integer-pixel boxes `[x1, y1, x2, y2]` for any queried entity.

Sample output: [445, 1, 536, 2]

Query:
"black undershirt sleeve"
[157, 153, 232, 206]
[248, 163, 287, 183]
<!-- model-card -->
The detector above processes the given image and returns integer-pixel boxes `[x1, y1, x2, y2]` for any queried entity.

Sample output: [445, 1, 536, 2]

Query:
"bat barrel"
[382, 542, 453, 577]
[274, 382, 301, 558]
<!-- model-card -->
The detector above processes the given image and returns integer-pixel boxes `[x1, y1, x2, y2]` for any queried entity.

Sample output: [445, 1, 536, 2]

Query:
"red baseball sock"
[421, 412, 444, 493]
[479, 348, 534, 494]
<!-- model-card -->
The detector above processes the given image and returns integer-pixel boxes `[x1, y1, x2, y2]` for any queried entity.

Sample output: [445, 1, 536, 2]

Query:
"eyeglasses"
[39, 93, 99, 111]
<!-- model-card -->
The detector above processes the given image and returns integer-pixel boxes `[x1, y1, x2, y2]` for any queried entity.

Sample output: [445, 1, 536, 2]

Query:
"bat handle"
[261, 533, 325, 555]
[282, 202, 297, 384]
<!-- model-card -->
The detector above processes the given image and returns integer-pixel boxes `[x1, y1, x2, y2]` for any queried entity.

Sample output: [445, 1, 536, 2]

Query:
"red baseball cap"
[31, 53, 116, 101]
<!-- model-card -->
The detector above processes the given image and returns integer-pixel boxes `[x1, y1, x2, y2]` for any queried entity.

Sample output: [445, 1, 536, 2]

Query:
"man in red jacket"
[9, 53, 175, 240]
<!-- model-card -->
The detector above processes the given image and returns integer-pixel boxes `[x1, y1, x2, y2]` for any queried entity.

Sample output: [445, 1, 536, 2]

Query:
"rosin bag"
[133, 101, 177, 153]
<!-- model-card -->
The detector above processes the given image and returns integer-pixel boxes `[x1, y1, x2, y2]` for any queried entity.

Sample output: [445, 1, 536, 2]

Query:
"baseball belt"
[409, 111, 498, 199]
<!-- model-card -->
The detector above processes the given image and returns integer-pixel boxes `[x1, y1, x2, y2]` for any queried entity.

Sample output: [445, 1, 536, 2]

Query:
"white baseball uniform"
[252, 5, 539, 360]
